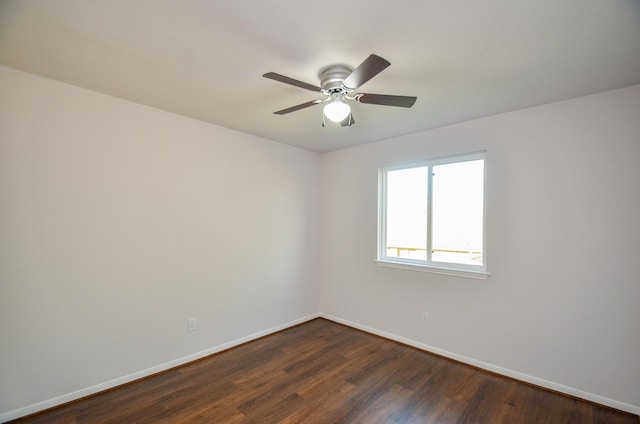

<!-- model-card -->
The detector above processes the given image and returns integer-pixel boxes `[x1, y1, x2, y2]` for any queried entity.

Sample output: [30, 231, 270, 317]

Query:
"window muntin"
[378, 153, 486, 276]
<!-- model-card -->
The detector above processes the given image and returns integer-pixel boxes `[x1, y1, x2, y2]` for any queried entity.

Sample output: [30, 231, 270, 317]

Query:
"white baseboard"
[3, 312, 637, 421]
[0, 313, 320, 423]
[320, 313, 639, 416]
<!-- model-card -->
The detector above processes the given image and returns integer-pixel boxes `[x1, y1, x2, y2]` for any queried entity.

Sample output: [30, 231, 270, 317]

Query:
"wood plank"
[9, 318, 638, 424]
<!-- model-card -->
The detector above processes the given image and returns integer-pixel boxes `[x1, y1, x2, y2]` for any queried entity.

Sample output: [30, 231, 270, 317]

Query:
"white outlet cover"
[187, 318, 197, 332]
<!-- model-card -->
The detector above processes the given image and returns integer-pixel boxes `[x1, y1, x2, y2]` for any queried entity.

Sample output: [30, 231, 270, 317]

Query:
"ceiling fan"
[263, 54, 417, 127]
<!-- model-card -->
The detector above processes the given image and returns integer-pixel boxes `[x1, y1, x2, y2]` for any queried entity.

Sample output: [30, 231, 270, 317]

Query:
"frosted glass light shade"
[323, 100, 351, 122]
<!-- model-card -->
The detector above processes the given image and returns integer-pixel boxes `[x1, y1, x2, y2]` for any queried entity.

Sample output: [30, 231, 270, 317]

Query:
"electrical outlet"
[187, 318, 197, 332]
[421, 310, 429, 324]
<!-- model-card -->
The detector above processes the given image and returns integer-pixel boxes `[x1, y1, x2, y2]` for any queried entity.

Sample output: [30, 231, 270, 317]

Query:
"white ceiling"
[1, 0, 639, 153]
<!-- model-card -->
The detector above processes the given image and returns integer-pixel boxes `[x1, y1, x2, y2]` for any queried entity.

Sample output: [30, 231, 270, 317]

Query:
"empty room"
[1, 1, 639, 422]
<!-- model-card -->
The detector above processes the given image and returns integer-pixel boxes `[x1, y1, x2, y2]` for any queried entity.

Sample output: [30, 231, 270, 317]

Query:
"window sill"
[375, 260, 490, 280]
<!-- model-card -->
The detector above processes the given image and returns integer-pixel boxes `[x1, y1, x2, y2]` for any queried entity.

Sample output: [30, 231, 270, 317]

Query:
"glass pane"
[432, 160, 484, 266]
[385, 167, 428, 260]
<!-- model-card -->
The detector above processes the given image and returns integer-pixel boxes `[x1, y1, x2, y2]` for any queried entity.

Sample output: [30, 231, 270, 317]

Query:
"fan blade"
[342, 54, 391, 90]
[357, 93, 417, 108]
[340, 113, 355, 127]
[263, 72, 322, 92]
[274, 99, 322, 115]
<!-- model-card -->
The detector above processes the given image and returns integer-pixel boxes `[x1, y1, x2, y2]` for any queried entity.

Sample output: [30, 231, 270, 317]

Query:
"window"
[377, 152, 488, 279]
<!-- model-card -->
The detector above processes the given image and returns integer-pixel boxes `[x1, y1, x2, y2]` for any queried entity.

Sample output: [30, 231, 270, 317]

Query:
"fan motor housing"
[319, 65, 352, 92]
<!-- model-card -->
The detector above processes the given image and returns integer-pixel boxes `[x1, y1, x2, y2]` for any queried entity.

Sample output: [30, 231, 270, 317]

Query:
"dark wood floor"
[11, 318, 638, 423]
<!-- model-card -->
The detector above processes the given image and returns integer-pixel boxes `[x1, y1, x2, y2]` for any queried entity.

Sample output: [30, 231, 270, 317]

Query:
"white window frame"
[376, 151, 489, 279]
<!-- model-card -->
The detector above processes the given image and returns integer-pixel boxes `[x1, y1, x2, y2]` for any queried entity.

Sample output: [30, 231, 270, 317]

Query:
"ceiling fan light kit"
[323, 92, 351, 122]
[263, 54, 417, 127]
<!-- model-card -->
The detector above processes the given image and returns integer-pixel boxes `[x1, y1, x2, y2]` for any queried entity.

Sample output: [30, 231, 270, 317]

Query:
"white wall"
[319, 85, 640, 413]
[0, 66, 320, 418]
[1, 64, 638, 419]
